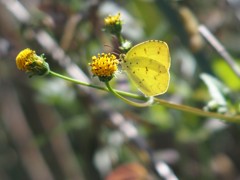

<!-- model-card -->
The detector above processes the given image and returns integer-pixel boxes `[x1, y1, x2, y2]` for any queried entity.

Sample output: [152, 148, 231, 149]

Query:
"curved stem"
[154, 98, 240, 123]
[49, 70, 240, 122]
[49, 71, 105, 91]
[49, 71, 147, 101]
[105, 81, 153, 107]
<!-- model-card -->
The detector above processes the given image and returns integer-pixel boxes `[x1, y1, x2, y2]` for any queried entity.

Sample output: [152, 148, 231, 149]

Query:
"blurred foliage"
[0, 0, 240, 180]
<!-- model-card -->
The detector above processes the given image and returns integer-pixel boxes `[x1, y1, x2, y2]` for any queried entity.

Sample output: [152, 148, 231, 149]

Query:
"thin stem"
[105, 81, 153, 107]
[116, 33, 125, 45]
[49, 71, 105, 91]
[49, 71, 147, 101]
[154, 98, 240, 123]
[49, 70, 240, 122]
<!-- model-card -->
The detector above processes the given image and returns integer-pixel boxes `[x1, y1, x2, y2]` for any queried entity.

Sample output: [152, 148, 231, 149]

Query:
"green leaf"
[213, 60, 240, 90]
[200, 73, 229, 106]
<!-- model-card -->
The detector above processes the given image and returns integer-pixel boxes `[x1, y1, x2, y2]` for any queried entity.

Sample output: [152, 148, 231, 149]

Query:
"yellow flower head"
[16, 48, 35, 71]
[89, 53, 119, 82]
[104, 13, 122, 35]
[104, 13, 121, 26]
[16, 48, 49, 77]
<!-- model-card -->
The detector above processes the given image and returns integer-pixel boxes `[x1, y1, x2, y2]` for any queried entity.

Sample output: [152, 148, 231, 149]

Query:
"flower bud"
[16, 48, 50, 77]
[104, 13, 122, 35]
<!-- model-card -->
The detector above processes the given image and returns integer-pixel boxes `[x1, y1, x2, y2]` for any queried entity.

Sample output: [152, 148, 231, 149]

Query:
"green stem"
[49, 71, 105, 91]
[49, 71, 147, 101]
[154, 98, 240, 123]
[105, 81, 153, 107]
[116, 33, 125, 45]
[49, 70, 240, 122]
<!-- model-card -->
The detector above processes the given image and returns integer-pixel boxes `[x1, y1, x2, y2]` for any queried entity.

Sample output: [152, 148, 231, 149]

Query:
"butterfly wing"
[121, 40, 170, 96]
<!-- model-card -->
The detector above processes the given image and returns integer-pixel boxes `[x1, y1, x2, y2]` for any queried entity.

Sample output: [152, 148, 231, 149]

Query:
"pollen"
[16, 48, 36, 71]
[89, 53, 119, 78]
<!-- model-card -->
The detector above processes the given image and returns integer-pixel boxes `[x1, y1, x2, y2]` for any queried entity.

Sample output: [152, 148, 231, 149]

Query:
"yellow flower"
[104, 13, 122, 35]
[16, 48, 49, 77]
[89, 53, 119, 82]
[104, 13, 121, 26]
[16, 48, 35, 71]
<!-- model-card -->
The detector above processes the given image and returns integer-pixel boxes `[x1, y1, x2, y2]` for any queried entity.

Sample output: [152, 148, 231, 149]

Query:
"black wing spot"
[144, 48, 147, 54]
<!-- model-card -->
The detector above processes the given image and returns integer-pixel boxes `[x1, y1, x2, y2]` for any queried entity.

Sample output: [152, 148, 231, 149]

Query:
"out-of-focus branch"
[0, 83, 54, 180]
[60, 14, 83, 50]
[36, 104, 85, 180]
[198, 25, 240, 77]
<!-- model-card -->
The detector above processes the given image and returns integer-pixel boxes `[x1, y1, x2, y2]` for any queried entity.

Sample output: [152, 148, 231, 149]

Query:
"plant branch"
[105, 81, 153, 107]
[154, 98, 240, 123]
[49, 70, 240, 122]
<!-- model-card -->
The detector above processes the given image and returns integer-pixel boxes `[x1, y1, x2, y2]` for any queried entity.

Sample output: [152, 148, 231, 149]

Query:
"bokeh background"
[0, 0, 240, 179]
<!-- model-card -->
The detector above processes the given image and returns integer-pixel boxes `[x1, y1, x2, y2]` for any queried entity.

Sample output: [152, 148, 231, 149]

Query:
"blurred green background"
[0, 0, 240, 179]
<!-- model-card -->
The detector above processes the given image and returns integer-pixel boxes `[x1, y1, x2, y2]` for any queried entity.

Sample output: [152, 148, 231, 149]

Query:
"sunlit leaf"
[200, 73, 229, 106]
[213, 60, 240, 90]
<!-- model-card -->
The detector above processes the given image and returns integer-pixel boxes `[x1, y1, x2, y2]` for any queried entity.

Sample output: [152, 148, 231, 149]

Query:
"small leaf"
[213, 60, 240, 90]
[200, 73, 229, 106]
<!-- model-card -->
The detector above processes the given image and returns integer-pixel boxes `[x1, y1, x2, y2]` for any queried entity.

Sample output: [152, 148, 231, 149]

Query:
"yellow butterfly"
[121, 40, 171, 96]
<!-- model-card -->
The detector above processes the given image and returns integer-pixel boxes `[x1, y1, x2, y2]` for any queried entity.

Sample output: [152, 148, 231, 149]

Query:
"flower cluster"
[89, 53, 119, 82]
[16, 48, 49, 77]
[104, 13, 122, 35]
